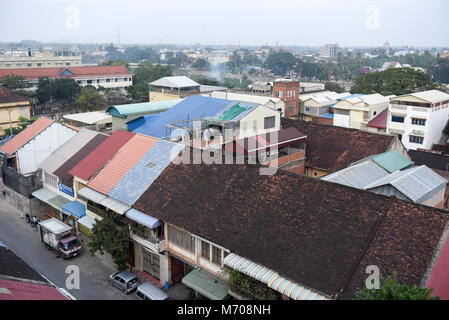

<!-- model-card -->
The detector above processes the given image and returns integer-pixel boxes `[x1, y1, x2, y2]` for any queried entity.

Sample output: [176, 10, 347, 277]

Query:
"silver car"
[108, 271, 139, 294]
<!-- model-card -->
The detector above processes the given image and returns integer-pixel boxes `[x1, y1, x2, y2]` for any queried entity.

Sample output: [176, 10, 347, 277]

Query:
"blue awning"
[61, 200, 86, 219]
[126, 209, 162, 229]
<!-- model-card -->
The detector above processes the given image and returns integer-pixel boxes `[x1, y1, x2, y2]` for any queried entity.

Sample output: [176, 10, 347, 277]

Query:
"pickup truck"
[38, 218, 82, 259]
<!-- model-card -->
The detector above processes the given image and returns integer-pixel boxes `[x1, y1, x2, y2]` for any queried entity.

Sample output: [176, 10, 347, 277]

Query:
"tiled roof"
[426, 234, 449, 299]
[0, 117, 54, 157]
[408, 150, 449, 171]
[0, 65, 132, 80]
[0, 86, 29, 104]
[87, 134, 157, 194]
[133, 158, 448, 298]
[281, 118, 396, 172]
[68, 130, 134, 181]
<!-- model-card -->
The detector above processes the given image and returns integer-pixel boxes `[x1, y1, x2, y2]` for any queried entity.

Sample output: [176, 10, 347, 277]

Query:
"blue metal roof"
[132, 95, 233, 139]
[319, 113, 334, 119]
[126, 114, 159, 131]
[108, 139, 184, 205]
[61, 200, 86, 219]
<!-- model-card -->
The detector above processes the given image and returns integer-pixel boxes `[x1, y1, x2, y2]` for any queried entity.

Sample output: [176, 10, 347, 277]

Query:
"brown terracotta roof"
[133, 158, 448, 298]
[0, 86, 29, 104]
[0, 65, 132, 81]
[281, 118, 396, 172]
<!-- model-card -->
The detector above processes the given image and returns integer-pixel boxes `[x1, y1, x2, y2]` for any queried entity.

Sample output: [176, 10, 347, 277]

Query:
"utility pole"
[7, 109, 13, 136]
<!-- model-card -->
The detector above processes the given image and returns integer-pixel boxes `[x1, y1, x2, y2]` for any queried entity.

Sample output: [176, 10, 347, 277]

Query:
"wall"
[2, 184, 32, 215]
[238, 106, 280, 139]
[16, 123, 78, 175]
[149, 91, 182, 102]
[306, 167, 330, 178]
[0, 102, 31, 131]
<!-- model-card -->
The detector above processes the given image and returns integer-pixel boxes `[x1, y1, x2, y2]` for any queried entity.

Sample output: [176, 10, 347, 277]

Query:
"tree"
[88, 216, 130, 271]
[356, 273, 439, 300]
[350, 67, 437, 96]
[76, 86, 107, 112]
[325, 81, 345, 93]
[1, 116, 36, 138]
[36, 77, 81, 105]
[127, 81, 149, 102]
[0, 74, 30, 90]
[133, 61, 173, 84]
[191, 58, 210, 71]
[263, 51, 297, 75]
[99, 59, 129, 69]
[195, 77, 220, 86]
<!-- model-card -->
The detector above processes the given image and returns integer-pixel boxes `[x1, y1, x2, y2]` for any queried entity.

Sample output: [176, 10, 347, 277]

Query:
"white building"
[319, 44, 338, 58]
[333, 93, 390, 129]
[386, 90, 449, 150]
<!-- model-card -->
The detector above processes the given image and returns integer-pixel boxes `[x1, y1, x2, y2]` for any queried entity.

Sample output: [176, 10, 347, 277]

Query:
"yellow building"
[0, 87, 31, 133]
[0, 48, 82, 69]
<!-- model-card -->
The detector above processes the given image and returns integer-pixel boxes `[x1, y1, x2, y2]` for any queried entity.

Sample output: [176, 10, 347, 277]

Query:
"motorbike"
[25, 213, 39, 228]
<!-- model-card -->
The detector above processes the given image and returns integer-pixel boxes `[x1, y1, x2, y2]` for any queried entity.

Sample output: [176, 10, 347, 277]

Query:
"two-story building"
[386, 90, 449, 150]
[0, 87, 31, 133]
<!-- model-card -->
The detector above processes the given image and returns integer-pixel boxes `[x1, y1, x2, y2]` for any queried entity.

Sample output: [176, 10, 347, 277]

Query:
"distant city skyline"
[1, 0, 448, 48]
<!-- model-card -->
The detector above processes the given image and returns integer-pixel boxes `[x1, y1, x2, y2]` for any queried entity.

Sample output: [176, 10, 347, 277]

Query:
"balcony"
[130, 230, 166, 253]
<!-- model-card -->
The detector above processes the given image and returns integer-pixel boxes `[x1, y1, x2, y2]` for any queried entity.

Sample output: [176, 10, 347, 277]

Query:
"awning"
[78, 215, 97, 230]
[182, 268, 229, 300]
[78, 187, 107, 203]
[32, 188, 71, 211]
[61, 200, 86, 219]
[99, 197, 130, 215]
[224, 253, 329, 300]
[126, 209, 162, 229]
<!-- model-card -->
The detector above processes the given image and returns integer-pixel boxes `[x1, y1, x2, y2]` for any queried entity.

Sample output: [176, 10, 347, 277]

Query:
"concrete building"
[386, 90, 449, 150]
[0, 66, 133, 91]
[333, 93, 390, 130]
[0, 117, 79, 175]
[319, 44, 338, 58]
[0, 48, 82, 69]
[273, 79, 299, 118]
[0, 87, 31, 132]
[298, 91, 350, 123]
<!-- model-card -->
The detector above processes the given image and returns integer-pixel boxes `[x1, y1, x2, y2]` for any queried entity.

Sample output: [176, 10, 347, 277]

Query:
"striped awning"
[224, 253, 329, 300]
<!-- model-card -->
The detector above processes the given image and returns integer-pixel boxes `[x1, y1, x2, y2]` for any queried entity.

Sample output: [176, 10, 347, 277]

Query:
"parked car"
[136, 282, 169, 300]
[108, 271, 139, 294]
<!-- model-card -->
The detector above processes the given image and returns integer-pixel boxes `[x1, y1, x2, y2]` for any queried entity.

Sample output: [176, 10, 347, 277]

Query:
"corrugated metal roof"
[365, 165, 448, 202]
[87, 134, 157, 194]
[107, 99, 182, 118]
[321, 161, 389, 189]
[99, 197, 130, 215]
[53, 133, 108, 183]
[150, 76, 199, 88]
[68, 130, 134, 181]
[63, 111, 111, 125]
[371, 150, 413, 173]
[400, 90, 449, 104]
[77, 187, 107, 203]
[107, 139, 184, 205]
[132, 95, 233, 139]
[31, 188, 71, 211]
[39, 128, 100, 175]
[126, 209, 162, 229]
[0, 117, 54, 157]
[61, 200, 86, 219]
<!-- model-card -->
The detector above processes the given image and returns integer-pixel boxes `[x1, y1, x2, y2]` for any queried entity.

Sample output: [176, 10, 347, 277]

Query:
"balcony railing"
[130, 230, 166, 253]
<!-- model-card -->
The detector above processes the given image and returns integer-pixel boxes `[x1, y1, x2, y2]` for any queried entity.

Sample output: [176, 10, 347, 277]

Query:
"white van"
[136, 282, 169, 300]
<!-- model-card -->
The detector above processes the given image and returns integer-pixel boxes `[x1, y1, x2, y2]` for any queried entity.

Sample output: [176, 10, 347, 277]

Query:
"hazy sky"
[1, 0, 448, 47]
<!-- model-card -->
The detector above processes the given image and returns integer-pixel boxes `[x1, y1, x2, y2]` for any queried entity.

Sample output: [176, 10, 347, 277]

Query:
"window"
[27, 63, 32, 67]
[106, 78, 111, 83]
[44, 172, 58, 188]
[264, 116, 276, 129]
[409, 135, 424, 144]
[242, 121, 248, 131]
[212, 246, 222, 265]
[411, 118, 426, 126]
[87, 80, 92, 84]
[201, 241, 210, 259]
[167, 225, 195, 253]
[37, 63, 42, 67]
[391, 116, 404, 123]
[305, 107, 310, 112]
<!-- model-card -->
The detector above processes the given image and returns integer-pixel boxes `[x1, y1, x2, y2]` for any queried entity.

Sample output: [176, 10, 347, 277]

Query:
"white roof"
[343, 93, 389, 106]
[39, 218, 72, 235]
[150, 76, 199, 88]
[63, 111, 112, 125]
[399, 90, 449, 104]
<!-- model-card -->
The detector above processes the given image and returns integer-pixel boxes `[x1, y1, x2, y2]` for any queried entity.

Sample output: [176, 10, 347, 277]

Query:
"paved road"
[0, 198, 136, 300]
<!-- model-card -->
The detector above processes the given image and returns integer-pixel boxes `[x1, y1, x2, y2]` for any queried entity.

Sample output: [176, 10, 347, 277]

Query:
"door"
[142, 248, 160, 280]
[113, 275, 125, 290]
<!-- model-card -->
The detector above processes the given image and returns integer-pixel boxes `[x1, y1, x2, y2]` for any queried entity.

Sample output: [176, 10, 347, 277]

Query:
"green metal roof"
[218, 103, 248, 121]
[182, 268, 229, 300]
[32, 188, 71, 211]
[107, 99, 183, 118]
[371, 150, 413, 173]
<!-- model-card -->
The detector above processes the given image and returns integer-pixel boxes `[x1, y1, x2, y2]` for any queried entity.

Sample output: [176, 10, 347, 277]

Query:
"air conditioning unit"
[411, 129, 425, 135]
